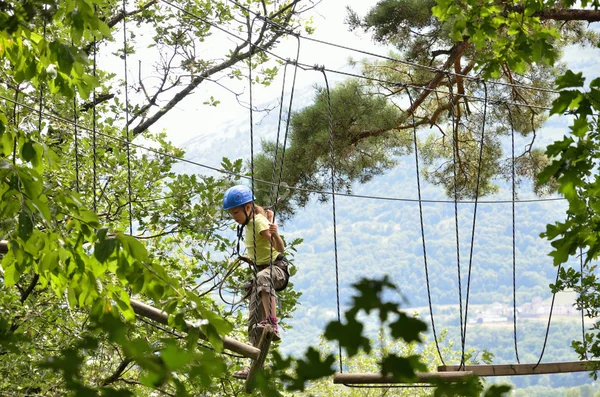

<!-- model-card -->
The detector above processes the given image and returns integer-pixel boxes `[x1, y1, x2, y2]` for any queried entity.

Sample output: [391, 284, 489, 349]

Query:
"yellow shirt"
[245, 213, 280, 265]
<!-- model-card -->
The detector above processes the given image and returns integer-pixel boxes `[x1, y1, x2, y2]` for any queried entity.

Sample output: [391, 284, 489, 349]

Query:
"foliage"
[429, 0, 600, 378]
[0, 0, 308, 395]
[253, 0, 600, 218]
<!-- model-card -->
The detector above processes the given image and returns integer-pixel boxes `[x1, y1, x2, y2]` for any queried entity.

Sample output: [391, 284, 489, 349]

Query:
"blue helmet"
[223, 185, 255, 210]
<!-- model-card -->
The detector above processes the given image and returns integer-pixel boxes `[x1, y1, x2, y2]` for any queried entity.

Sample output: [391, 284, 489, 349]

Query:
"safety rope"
[92, 9, 98, 212]
[506, 104, 521, 364]
[246, 15, 261, 343]
[405, 84, 445, 366]
[459, 80, 488, 368]
[73, 86, 80, 192]
[266, 35, 300, 323]
[319, 67, 343, 373]
[534, 264, 561, 368]
[122, 0, 133, 235]
[580, 248, 588, 360]
[446, 73, 465, 365]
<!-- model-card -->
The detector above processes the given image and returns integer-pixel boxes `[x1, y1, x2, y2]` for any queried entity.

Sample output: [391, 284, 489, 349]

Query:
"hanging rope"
[506, 104, 521, 364]
[73, 86, 80, 193]
[459, 80, 488, 368]
[446, 73, 465, 365]
[92, 9, 98, 213]
[404, 84, 445, 366]
[317, 67, 343, 373]
[534, 264, 561, 368]
[580, 248, 588, 360]
[245, 15, 262, 344]
[266, 35, 301, 321]
[122, 0, 133, 236]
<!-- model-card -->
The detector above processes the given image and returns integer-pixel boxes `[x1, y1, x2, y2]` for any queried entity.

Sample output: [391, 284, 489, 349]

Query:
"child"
[223, 185, 288, 358]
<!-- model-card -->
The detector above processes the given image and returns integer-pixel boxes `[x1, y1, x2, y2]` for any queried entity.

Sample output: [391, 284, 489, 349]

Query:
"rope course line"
[244, 16, 266, 350]
[122, 0, 134, 236]
[534, 264, 562, 369]
[159, 0, 563, 112]
[0, 89, 569, 206]
[406, 83, 446, 366]
[507, 103, 521, 364]
[73, 86, 80, 193]
[580, 248, 588, 360]
[92, 10, 98, 212]
[226, 0, 560, 95]
[446, 73, 465, 364]
[319, 67, 344, 373]
[459, 80, 488, 369]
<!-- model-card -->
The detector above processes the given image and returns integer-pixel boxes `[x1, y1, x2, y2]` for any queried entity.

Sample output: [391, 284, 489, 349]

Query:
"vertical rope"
[506, 104, 520, 364]
[92, 8, 98, 212]
[73, 92, 80, 192]
[460, 80, 488, 368]
[122, 0, 133, 235]
[580, 248, 588, 360]
[534, 264, 561, 368]
[37, 12, 47, 159]
[319, 68, 343, 373]
[246, 15, 261, 342]
[446, 73, 464, 365]
[405, 85, 445, 365]
[267, 37, 300, 321]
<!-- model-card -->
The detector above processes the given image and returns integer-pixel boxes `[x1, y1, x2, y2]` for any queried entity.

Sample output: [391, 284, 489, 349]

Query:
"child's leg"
[260, 291, 277, 319]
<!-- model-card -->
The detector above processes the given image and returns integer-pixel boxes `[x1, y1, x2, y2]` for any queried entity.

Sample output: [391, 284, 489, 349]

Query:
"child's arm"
[261, 211, 285, 253]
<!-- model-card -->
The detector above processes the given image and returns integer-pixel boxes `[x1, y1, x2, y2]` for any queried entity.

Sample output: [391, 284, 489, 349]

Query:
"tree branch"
[83, 0, 159, 54]
[408, 41, 469, 115]
[511, 6, 600, 22]
[101, 358, 133, 386]
[130, 4, 297, 137]
[20, 274, 39, 303]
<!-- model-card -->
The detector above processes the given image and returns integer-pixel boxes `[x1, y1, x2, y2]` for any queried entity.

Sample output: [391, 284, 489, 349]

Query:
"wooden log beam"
[438, 361, 600, 376]
[130, 299, 260, 361]
[333, 371, 474, 384]
[245, 325, 275, 392]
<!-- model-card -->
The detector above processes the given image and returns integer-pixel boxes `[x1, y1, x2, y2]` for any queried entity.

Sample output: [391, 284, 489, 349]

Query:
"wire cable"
[0, 93, 568, 206]
[227, 0, 560, 95]
[320, 68, 343, 373]
[580, 248, 588, 360]
[460, 80, 488, 368]
[446, 73, 465, 365]
[507, 104, 521, 364]
[406, 84, 446, 366]
[123, 0, 134, 235]
[534, 264, 561, 368]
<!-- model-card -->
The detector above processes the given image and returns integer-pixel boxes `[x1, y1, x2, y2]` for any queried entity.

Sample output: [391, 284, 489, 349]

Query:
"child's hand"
[266, 209, 275, 223]
[269, 221, 279, 236]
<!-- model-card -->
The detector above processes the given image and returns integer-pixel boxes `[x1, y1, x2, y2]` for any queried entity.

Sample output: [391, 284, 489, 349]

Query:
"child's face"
[228, 203, 251, 225]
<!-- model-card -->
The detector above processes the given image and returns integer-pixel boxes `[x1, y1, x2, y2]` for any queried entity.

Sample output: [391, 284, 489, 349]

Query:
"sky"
[143, 0, 385, 146]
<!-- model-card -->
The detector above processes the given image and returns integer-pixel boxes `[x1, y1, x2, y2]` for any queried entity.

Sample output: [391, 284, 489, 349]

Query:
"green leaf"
[555, 70, 585, 89]
[40, 251, 58, 272]
[21, 141, 35, 162]
[569, 116, 589, 138]
[118, 234, 148, 262]
[161, 343, 194, 371]
[18, 210, 33, 241]
[3, 262, 20, 287]
[95, 238, 118, 263]
[550, 90, 583, 115]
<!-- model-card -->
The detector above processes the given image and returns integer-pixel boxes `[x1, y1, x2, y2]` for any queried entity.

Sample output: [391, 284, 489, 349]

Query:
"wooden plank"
[245, 324, 274, 392]
[130, 299, 260, 360]
[333, 371, 474, 384]
[438, 361, 600, 376]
